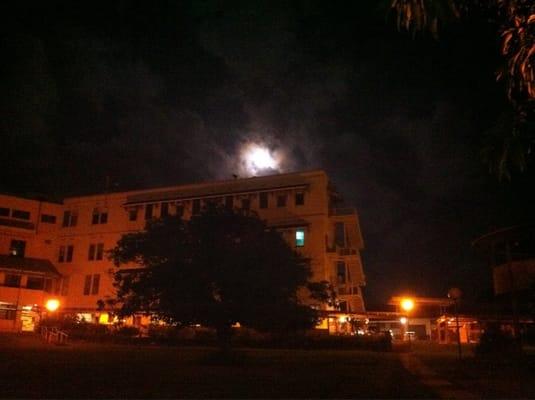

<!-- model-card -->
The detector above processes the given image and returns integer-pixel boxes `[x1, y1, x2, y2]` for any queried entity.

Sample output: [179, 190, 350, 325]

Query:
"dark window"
[128, 208, 138, 221]
[41, 214, 56, 224]
[259, 193, 268, 209]
[161, 202, 169, 218]
[54, 279, 61, 294]
[58, 246, 65, 262]
[83, 275, 92, 295]
[61, 276, 70, 296]
[192, 199, 201, 215]
[66, 245, 74, 262]
[62, 211, 77, 227]
[241, 198, 250, 210]
[225, 196, 234, 209]
[26, 276, 45, 290]
[10, 240, 26, 257]
[277, 194, 287, 207]
[338, 301, 348, 312]
[144, 204, 153, 220]
[0, 305, 16, 320]
[337, 261, 347, 284]
[96, 243, 104, 260]
[335, 222, 345, 247]
[92, 211, 100, 225]
[12, 209, 30, 220]
[91, 274, 100, 295]
[4, 274, 21, 288]
[88, 243, 104, 261]
[92, 209, 108, 224]
[176, 204, 184, 217]
[44, 279, 53, 293]
[88, 244, 96, 260]
[0, 207, 9, 217]
[295, 192, 305, 206]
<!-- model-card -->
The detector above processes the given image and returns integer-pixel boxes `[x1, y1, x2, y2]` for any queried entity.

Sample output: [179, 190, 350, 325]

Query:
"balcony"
[329, 207, 355, 216]
[325, 245, 357, 256]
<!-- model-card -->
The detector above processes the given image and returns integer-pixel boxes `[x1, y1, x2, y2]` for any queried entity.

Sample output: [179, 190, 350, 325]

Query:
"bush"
[475, 324, 520, 357]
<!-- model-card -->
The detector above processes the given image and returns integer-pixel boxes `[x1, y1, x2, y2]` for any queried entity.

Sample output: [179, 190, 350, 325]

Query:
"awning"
[0, 255, 61, 277]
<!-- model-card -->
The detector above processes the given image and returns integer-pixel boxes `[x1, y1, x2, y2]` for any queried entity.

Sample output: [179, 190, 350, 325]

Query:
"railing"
[40, 326, 68, 345]
[329, 207, 355, 216]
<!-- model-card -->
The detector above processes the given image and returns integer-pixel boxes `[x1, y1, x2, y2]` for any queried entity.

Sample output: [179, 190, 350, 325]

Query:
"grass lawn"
[412, 342, 535, 398]
[0, 334, 436, 398]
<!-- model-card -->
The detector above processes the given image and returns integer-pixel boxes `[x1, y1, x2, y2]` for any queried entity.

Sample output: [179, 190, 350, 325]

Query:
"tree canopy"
[108, 206, 330, 338]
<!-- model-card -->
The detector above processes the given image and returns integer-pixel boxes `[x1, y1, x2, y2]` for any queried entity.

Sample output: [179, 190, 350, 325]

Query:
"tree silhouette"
[109, 205, 329, 347]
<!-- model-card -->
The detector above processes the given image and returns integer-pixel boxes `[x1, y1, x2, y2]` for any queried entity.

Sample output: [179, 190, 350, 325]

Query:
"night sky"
[2, 1, 534, 307]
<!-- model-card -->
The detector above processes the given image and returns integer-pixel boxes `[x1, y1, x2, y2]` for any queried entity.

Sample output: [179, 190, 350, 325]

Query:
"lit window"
[295, 229, 305, 247]
[10, 240, 26, 257]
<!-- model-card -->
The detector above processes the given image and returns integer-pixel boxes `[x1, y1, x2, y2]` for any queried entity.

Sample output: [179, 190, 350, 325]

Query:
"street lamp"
[45, 299, 60, 312]
[400, 298, 415, 347]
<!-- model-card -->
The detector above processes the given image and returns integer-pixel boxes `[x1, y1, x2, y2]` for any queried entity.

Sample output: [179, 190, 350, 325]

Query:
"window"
[129, 208, 138, 221]
[259, 192, 268, 209]
[336, 261, 347, 284]
[0, 304, 16, 320]
[26, 276, 45, 290]
[88, 243, 104, 261]
[161, 202, 169, 218]
[12, 209, 30, 220]
[62, 211, 78, 227]
[44, 279, 53, 293]
[338, 300, 348, 312]
[0, 207, 9, 217]
[84, 274, 100, 295]
[225, 196, 234, 209]
[295, 192, 305, 206]
[241, 198, 250, 210]
[4, 274, 21, 288]
[61, 276, 70, 296]
[334, 222, 346, 247]
[91, 274, 100, 295]
[295, 229, 305, 247]
[277, 194, 287, 207]
[144, 204, 153, 220]
[10, 240, 26, 257]
[58, 245, 74, 263]
[41, 214, 56, 224]
[92, 209, 108, 225]
[83, 275, 92, 295]
[176, 204, 184, 217]
[192, 199, 201, 215]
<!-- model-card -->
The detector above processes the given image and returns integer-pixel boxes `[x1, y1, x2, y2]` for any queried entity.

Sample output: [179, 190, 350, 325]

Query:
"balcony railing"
[329, 207, 355, 216]
[0, 217, 35, 230]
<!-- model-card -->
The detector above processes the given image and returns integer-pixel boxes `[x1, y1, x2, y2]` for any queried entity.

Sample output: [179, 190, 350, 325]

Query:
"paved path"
[400, 353, 478, 399]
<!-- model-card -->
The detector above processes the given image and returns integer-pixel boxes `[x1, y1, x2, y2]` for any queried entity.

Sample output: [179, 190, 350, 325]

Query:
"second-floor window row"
[92, 209, 108, 225]
[0, 207, 31, 220]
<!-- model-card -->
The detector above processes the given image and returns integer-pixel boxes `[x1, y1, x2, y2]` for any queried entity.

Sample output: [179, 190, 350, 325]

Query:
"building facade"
[0, 170, 366, 331]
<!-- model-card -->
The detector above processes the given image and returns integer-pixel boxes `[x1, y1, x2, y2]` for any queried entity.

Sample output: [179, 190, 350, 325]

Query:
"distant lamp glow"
[45, 299, 60, 312]
[400, 298, 414, 312]
[400, 317, 408, 325]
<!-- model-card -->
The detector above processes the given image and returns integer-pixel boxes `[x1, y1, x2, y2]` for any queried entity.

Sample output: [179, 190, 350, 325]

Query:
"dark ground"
[0, 334, 435, 398]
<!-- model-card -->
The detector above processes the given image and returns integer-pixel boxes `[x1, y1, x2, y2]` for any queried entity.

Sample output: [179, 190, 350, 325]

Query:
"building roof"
[124, 171, 319, 205]
[0, 255, 61, 277]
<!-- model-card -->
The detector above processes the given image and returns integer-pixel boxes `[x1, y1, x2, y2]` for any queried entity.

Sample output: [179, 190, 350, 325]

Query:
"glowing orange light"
[400, 317, 408, 324]
[400, 298, 414, 312]
[45, 299, 60, 312]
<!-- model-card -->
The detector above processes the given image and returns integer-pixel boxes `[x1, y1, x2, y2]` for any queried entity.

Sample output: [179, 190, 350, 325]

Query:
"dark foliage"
[109, 206, 329, 338]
